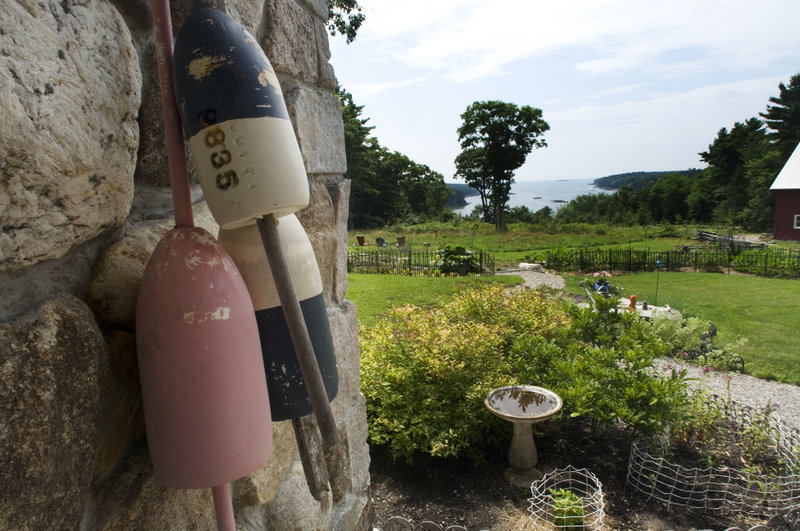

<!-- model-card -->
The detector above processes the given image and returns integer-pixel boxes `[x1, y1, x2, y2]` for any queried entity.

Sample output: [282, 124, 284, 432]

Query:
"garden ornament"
[172, 5, 346, 499]
[137, 1, 271, 528]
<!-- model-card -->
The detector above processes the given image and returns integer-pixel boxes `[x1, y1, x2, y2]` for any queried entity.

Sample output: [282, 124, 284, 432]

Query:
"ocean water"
[452, 178, 606, 215]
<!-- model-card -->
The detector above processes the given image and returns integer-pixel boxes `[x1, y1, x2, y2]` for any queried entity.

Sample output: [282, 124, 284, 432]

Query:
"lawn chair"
[376, 237, 387, 247]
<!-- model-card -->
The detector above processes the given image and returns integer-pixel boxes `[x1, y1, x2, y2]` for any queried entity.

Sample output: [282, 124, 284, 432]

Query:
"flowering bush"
[586, 270, 620, 298]
[360, 284, 691, 463]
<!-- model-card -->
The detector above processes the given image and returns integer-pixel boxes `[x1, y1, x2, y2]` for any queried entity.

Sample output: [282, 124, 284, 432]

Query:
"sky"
[328, 0, 800, 183]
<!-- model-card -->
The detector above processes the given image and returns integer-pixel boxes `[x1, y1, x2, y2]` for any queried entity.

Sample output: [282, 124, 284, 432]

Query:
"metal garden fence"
[347, 248, 494, 277]
[543, 247, 800, 279]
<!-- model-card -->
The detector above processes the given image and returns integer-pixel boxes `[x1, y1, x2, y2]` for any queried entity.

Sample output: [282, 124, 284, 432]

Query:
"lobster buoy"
[136, 226, 272, 488]
[172, 8, 308, 229]
[218, 215, 338, 421]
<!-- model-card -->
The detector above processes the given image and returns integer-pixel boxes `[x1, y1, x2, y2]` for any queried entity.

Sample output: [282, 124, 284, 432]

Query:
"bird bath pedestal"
[485, 385, 563, 488]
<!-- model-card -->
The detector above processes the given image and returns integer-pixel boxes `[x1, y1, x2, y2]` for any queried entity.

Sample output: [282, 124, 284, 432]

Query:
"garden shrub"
[431, 245, 482, 276]
[360, 285, 691, 463]
[646, 315, 710, 358]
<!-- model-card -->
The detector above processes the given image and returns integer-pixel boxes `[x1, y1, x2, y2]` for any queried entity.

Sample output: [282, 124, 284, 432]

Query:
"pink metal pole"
[212, 485, 236, 531]
[150, 2, 245, 530]
[151, 0, 194, 228]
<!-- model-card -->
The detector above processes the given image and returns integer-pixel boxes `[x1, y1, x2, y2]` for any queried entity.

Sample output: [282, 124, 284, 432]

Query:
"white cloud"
[349, 0, 800, 83]
[348, 77, 429, 99]
[330, 1, 800, 181]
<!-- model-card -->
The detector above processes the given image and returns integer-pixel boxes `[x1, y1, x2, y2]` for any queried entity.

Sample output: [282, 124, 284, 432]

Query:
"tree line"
[552, 74, 800, 231]
[340, 73, 800, 232]
[338, 87, 454, 228]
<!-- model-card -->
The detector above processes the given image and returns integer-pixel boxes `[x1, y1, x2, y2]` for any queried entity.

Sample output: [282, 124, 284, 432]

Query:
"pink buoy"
[136, 226, 272, 489]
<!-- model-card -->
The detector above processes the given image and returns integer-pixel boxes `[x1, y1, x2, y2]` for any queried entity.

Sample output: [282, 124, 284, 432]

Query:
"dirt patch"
[369, 420, 765, 530]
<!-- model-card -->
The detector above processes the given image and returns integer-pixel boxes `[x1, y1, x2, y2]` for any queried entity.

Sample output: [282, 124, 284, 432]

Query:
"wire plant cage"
[627, 394, 800, 518]
[528, 465, 606, 530]
[372, 515, 467, 531]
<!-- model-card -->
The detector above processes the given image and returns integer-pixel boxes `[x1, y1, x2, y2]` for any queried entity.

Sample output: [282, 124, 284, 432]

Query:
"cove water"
[452, 178, 606, 215]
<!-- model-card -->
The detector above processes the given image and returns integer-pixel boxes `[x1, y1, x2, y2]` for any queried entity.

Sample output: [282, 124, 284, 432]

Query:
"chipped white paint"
[257, 68, 281, 94]
[210, 307, 230, 320]
[184, 251, 221, 270]
[187, 55, 227, 81]
[183, 307, 231, 324]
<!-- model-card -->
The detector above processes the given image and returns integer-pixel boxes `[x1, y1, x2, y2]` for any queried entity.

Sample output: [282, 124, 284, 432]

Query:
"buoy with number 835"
[172, 7, 309, 229]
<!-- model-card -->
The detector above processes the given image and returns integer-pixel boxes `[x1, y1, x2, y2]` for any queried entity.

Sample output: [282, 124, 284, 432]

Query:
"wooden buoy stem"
[256, 214, 339, 449]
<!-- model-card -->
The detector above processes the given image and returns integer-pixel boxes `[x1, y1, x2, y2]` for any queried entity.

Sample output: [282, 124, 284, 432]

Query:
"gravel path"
[658, 359, 800, 430]
[495, 264, 565, 290]
[497, 266, 800, 431]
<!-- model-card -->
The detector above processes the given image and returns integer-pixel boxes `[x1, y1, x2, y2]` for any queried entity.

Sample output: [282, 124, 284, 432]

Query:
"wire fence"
[541, 247, 800, 279]
[347, 248, 494, 277]
[627, 394, 800, 518]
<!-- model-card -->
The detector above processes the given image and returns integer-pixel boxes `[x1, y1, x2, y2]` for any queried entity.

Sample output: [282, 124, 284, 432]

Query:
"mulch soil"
[368, 419, 767, 530]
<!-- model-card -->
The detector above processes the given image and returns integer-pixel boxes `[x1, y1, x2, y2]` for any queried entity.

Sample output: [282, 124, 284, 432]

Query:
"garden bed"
[627, 394, 800, 518]
[369, 419, 765, 530]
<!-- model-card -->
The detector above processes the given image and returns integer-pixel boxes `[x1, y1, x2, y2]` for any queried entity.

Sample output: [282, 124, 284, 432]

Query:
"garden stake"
[136, 2, 272, 529]
[655, 259, 663, 306]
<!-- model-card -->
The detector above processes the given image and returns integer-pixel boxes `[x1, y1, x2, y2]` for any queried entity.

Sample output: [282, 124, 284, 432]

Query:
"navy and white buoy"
[218, 215, 338, 421]
[172, 8, 308, 229]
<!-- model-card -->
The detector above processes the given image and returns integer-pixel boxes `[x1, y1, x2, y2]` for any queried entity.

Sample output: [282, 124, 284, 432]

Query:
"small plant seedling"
[549, 488, 585, 528]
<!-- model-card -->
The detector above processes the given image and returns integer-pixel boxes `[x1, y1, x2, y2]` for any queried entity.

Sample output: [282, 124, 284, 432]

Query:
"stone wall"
[0, 1, 370, 529]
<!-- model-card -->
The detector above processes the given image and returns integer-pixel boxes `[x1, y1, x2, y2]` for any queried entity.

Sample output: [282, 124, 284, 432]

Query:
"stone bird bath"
[485, 385, 563, 487]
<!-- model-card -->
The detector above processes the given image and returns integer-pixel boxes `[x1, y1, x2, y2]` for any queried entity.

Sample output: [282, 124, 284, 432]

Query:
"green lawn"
[346, 273, 523, 327]
[347, 271, 800, 385]
[564, 272, 800, 384]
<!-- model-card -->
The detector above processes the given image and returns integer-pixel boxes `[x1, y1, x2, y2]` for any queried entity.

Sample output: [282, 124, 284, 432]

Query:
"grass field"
[346, 273, 522, 327]
[347, 271, 800, 385]
[569, 271, 800, 384]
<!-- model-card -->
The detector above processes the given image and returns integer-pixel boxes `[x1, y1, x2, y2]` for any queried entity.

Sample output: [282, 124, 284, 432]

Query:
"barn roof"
[771, 142, 800, 190]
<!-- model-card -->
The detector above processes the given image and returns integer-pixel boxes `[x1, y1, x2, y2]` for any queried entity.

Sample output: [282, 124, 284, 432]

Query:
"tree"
[740, 150, 782, 231]
[760, 73, 800, 161]
[337, 86, 451, 228]
[337, 86, 381, 227]
[327, 0, 364, 44]
[699, 118, 768, 226]
[454, 101, 549, 229]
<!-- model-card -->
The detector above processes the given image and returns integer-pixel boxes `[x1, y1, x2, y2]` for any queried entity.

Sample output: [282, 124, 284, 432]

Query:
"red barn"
[771, 142, 800, 241]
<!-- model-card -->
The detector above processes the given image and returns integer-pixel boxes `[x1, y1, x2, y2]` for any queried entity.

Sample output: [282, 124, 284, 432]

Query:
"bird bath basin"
[485, 385, 563, 487]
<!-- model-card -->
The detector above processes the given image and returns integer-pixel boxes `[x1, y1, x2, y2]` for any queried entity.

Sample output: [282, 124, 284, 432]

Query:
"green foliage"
[668, 390, 795, 477]
[594, 170, 702, 191]
[599, 272, 800, 384]
[731, 248, 800, 278]
[700, 117, 770, 227]
[551, 73, 800, 233]
[548, 488, 585, 528]
[350, 222, 695, 268]
[431, 245, 482, 276]
[327, 0, 364, 43]
[455, 100, 549, 229]
[646, 316, 710, 358]
[338, 86, 452, 229]
[347, 273, 523, 328]
[359, 284, 691, 463]
[760, 73, 800, 161]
